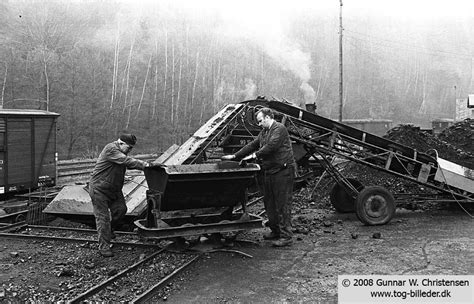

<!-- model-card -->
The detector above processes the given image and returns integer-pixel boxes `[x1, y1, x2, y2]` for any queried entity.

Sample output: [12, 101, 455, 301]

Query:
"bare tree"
[122, 38, 135, 114]
[152, 38, 159, 120]
[1, 62, 6, 108]
[162, 26, 168, 123]
[188, 50, 199, 130]
[175, 51, 182, 124]
[170, 35, 175, 124]
[136, 53, 152, 118]
[110, 23, 120, 108]
[125, 76, 137, 130]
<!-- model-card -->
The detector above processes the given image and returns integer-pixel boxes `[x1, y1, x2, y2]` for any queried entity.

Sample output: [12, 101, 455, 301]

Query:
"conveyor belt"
[239, 98, 474, 202]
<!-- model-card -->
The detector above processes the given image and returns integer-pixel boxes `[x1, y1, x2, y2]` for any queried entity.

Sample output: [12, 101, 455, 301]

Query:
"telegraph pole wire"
[339, 0, 344, 122]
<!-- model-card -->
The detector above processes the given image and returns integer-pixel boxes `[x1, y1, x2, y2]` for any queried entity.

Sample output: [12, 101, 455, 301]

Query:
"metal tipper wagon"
[134, 162, 263, 239]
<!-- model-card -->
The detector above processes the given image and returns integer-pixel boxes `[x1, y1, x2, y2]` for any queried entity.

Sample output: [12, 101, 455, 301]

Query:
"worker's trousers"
[263, 165, 294, 239]
[89, 184, 127, 251]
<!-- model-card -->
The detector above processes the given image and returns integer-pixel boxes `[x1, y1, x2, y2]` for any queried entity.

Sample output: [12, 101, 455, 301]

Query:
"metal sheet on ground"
[43, 145, 181, 218]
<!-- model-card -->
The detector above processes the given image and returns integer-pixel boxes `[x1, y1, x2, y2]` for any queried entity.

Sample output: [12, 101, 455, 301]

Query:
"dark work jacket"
[89, 141, 147, 193]
[235, 121, 295, 174]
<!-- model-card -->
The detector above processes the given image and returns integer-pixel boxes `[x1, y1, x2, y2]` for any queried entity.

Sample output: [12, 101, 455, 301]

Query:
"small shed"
[342, 119, 393, 136]
[431, 118, 454, 135]
[0, 109, 60, 195]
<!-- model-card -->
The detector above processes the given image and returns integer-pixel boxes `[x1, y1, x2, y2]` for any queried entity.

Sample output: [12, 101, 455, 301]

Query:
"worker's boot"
[263, 230, 280, 240]
[100, 249, 114, 257]
[271, 238, 293, 247]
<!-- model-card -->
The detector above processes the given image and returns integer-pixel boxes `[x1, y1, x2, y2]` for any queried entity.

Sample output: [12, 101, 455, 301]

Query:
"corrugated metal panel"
[0, 118, 5, 132]
[7, 119, 32, 184]
[34, 118, 56, 181]
[0, 114, 58, 194]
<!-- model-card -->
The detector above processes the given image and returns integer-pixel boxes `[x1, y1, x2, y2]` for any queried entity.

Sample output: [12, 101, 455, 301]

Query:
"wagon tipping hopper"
[134, 162, 263, 239]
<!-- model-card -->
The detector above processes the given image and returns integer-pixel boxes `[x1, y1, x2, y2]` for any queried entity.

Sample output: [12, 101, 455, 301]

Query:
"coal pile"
[384, 124, 474, 169]
[335, 123, 474, 210]
[438, 118, 474, 163]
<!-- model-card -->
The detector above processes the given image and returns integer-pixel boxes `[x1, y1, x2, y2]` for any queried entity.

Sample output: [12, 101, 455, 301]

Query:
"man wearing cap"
[89, 133, 151, 257]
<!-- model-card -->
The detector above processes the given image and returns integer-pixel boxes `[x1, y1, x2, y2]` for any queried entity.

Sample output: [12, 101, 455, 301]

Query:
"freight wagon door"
[7, 118, 33, 191]
[34, 118, 56, 186]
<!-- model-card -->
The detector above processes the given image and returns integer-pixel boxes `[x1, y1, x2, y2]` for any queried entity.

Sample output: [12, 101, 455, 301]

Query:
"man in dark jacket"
[222, 107, 295, 247]
[89, 133, 150, 257]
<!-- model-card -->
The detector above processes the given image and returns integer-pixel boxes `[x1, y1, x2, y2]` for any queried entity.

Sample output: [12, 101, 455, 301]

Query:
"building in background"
[432, 118, 454, 135]
[456, 96, 474, 121]
[342, 119, 393, 136]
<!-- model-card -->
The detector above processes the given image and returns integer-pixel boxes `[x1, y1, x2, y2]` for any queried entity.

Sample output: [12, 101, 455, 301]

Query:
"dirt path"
[162, 208, 473, 303]
[1, 207, 472, 302]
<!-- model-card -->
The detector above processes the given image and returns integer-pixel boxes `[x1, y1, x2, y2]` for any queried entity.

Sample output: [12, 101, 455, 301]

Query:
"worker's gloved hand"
[241, 153, 257, 161]
[221, 155, 236, 160]
[239, 153, 257, 167]
[146, 162, 166, 168]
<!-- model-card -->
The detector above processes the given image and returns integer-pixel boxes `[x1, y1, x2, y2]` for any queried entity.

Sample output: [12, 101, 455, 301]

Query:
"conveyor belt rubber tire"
[355, 186, 395, 225]
[329, 178, 364, 213]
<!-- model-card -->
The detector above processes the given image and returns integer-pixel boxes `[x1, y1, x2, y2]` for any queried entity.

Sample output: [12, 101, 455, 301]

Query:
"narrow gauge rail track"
[0, 224, 200, 303]
[69, 249, 199, 303]
[0, 224, 152, 247]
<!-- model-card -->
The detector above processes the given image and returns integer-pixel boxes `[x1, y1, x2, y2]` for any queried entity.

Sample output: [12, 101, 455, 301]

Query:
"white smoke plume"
[261, 36, 316, 105]
[216, 1, 317, 106]
[300, 82, 316, 104]
[243, 78, 257, 100]
[105, 1, 319, 105]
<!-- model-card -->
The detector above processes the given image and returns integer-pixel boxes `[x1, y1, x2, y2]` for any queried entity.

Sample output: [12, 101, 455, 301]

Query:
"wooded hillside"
[1, 1, 472, 158]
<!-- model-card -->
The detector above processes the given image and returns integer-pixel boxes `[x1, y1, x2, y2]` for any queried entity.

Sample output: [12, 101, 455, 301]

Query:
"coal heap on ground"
[328, 123, 473, 210]
[296, 123, 473, 212]
[438, 118, 474, 161]
[384, 124, 474, 169]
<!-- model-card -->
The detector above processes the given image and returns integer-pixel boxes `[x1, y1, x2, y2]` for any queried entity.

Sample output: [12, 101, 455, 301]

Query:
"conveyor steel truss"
[237, 99, 473, 225]
[181, 104, 248, 165]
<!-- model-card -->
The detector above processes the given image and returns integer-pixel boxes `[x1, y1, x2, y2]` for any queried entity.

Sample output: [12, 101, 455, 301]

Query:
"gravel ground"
[0, 228, 194, 303]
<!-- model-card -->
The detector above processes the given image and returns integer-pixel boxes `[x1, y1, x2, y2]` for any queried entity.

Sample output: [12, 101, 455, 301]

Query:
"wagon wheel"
[355, 186, 395, 225]
[329, 178, 364, 213]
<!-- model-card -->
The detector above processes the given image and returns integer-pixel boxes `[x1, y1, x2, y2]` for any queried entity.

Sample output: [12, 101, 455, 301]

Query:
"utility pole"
[453, 85, 457, 122]
[338, 0, 344, 122]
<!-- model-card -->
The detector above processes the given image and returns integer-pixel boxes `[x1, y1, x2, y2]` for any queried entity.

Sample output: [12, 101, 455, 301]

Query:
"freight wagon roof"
[0, 109, 60, 116]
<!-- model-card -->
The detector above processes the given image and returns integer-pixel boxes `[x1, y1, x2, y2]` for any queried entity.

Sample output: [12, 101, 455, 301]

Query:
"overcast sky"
[116, 0, 474, 47]
[122, 0, 474, 18]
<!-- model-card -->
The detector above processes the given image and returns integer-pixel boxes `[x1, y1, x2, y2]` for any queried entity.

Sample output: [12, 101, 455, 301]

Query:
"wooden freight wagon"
[0, 109, 60, 196]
